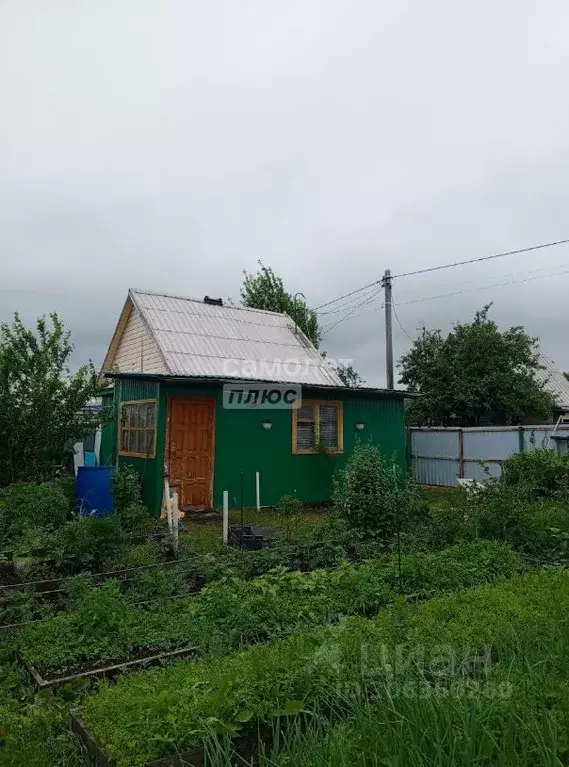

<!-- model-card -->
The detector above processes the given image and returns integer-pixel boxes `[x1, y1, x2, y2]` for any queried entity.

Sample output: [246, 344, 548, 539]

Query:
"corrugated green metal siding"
[116, 379, 406, 516]
[214, 391, 406, 508]
[121, 379, 160, 401]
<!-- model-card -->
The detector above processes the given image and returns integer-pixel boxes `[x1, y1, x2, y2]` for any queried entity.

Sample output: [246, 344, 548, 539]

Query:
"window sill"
[292, 449, 344, 456]
[119, 451, 156, 459]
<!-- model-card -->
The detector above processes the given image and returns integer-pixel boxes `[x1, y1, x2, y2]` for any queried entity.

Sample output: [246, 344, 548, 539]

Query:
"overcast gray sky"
[1, 0, 569, 386]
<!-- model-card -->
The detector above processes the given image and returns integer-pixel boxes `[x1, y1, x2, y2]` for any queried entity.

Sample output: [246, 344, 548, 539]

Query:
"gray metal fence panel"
[410, 424, 569, 487]
[410, 428, 461, 486]
[414, 456, 461, 486]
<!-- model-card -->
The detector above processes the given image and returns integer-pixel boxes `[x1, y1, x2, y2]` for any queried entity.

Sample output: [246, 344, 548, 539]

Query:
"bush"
[333, 443, 416, 536]
[0, 481, 70, 538]
[502, 447, 569, 498]
[277, 494, 303, 540]
[404, 498, 469, 551]
[117, 503, 155, 536]
[112, 465, 142, 512]
[116, 540, 163, 569]
[50, 515, 126, 572]
[467, 482, 538, 550]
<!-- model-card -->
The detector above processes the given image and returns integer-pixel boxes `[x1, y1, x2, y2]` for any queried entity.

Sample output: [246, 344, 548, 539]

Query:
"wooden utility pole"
[383, 268, 394, 389]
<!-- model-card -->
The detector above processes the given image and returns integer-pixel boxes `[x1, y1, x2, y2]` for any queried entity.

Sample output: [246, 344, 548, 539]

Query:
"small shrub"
[467, 481, 543, 553]
[502, 447, 569, 498]
[277, 494, 303, 540]
[112, 466, 142, 512]
[333, 443, 416, 536]
[117, 503, 155, 535]
[0, 481, 70, 538]
[404, 500, 469, 551]
[51, 515, 125, 572]
[118, 540, 163, 569]
[64, 572, 95, 608]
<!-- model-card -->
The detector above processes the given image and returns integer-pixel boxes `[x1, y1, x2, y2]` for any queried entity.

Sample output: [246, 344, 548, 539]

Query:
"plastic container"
[75, 466, 114, 517]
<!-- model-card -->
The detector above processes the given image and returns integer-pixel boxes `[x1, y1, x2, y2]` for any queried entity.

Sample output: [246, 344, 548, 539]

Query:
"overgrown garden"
[3, 439, 569, 764]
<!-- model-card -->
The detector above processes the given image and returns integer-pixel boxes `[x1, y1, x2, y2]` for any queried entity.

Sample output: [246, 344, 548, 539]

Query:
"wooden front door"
[167, 397, 215, 510]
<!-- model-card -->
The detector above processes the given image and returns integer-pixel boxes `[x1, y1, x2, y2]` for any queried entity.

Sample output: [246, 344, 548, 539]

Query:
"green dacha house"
[99, 289, 408, 515]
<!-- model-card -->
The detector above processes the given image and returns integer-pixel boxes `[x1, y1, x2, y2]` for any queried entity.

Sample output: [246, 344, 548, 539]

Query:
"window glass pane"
[298, 405, 314, 421]
[319, 405, 339, 450]
[138, 405, 147, 428]
[128, 430, 139, 454]
[122, 405, 131, 428]
[143, 430, 155, 455]
[147, 403, 156, 428]
[121, 428, 129, 452]
[297, 421, 315, 451]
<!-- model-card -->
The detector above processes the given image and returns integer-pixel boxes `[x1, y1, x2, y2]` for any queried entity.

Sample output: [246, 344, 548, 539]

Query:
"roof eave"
[103, 371, 413, 398]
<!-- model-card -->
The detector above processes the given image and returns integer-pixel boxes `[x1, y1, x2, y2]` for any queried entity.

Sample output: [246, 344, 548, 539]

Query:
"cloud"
[1, 0, 569, 382]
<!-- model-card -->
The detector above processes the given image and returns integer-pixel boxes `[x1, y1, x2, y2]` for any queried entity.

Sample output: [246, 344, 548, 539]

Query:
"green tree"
[335, 362, 365, 388]
[399, 305, 554, 426]
[0, 313, 100, 486]
[241, 262, 320, 346]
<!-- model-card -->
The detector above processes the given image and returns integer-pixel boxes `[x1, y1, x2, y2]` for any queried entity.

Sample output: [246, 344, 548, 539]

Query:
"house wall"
[114, 378, 162, 511]
[113, 381, 404, 515]
[110, 379, 406, 515]
[114, 307, 166, 374]
[212, 390, 406, 509]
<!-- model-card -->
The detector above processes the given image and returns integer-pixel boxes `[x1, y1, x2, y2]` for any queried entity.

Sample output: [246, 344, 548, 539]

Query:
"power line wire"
[314, 279, 381, 311]
[394, 266, 569, 308]
[312, 237, 569, 312]
[391, 238, 569, 279]
[320, 289, 382, 335]
[315, 284, 382, 316]
[391, 298, 416, 343]
[391, 261, 569, 302]
[320, 266, 569, 333]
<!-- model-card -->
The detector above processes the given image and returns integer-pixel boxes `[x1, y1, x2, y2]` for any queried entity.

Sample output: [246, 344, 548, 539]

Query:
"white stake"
[255, 471, 261, 511]
[173, 489, 179, 555]
[223, 490, 229, 545]
[164, 478, 173, 534]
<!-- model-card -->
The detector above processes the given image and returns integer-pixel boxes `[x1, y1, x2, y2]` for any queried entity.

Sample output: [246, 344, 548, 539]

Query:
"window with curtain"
[119, 400, 157, 457]
[293, 400, 343, 454]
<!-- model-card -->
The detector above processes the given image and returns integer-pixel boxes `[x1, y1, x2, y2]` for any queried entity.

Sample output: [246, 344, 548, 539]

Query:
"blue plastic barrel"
[76, 466, 114, 517]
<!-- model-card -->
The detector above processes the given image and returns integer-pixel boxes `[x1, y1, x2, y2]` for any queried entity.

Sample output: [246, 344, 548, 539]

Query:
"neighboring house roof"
[101, 289, 345, 387]
[535, 354, 569, 411]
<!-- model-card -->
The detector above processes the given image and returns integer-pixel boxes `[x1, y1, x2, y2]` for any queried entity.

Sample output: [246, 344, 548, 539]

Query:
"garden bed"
[70, 711, 205, 767]
[19, 541, 522, 683]
[77, 567, 569, 766]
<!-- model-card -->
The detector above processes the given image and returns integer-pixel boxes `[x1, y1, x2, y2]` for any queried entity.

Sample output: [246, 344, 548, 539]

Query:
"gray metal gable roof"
[129, 289, 345, 387]
[535, 353, 569, 410]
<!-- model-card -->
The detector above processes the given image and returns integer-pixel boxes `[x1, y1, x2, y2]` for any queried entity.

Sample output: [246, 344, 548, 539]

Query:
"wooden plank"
[26, 646, 198, 689]
[69, 711, 116, 767]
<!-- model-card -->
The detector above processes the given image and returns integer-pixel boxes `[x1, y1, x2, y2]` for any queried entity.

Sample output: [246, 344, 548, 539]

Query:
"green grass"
[179, 506, 327, 554]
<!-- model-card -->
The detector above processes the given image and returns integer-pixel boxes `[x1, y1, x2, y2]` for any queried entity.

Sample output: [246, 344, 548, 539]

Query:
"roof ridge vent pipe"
[203, 296, 223, 306]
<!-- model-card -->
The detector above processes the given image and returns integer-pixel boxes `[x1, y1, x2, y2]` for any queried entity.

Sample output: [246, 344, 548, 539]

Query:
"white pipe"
[255, 471, 260, 511]
[223, 491, 229, 545]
